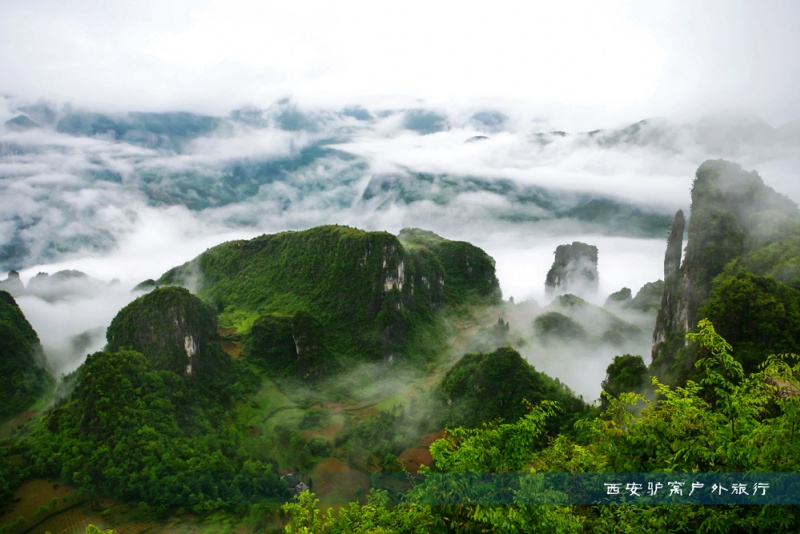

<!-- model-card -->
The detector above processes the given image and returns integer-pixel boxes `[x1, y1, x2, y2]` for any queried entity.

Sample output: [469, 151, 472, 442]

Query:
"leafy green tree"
[600, 354, 648, 409]
[27, 350, 286, 512]
[439, 346, 586, 433]
[282, 489, 433, 533]
[290, 321, 800, 532]
[700, 272, 800, 374]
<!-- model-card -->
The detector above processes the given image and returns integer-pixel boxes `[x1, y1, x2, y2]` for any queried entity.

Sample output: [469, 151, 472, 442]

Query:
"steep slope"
[397, 228, 501, 306]
[106, 286, 231, 380]
[699, 272, 800, 374]
[244, 311, 336, 380]
[652, 160, 800, 379]
[545, 242, 599, 297]
[681, 160, 799, 325]
[0, 291, 52, 420]
[30, 349, 286, 510]
[718, 235, 800, 289]
[652, 209, 686, 364]
[439, 346, 587, 433]
[157, 225, 499, 369]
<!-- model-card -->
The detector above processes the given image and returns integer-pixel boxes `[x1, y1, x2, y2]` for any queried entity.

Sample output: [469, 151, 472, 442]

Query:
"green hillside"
[106, 286, 232, 382]
[27, 349, 286, 512]
[0, 291, 52, 421]
[439, 346, 588, 433]
[7, 158, 800, 532]
[157, 225, 499, 370]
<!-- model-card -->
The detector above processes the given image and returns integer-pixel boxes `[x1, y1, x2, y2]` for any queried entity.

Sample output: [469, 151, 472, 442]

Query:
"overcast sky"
[2, 0, 799, 130]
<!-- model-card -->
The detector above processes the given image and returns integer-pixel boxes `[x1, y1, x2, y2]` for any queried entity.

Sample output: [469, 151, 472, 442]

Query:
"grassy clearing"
[0, 383, 59, 441]
[240, 373, 296, 414]
[235, 371, 307, 438]
[309, 457, 369, 507]
[218, 308, 260, 335]
[375, 395, 411, 412]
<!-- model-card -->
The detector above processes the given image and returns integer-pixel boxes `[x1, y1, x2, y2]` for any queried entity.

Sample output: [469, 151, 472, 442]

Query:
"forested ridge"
[2, 160, 800, 532]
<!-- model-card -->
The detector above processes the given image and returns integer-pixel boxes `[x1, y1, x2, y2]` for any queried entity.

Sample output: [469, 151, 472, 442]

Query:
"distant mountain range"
[1, 98, 797, 271]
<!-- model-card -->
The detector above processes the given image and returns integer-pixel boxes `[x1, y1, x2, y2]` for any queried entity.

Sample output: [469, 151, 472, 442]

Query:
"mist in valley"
[4, 5, 800, 531]
[2, 0, 800, 410]
[2, 98, 800, 400]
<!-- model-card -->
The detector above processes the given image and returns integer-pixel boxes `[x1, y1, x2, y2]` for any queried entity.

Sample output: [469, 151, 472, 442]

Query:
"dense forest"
[2, 159, 800, 532]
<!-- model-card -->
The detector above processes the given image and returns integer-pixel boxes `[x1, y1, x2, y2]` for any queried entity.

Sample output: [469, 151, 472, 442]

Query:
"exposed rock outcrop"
[652, 210, 686, 363]
[545, 242, 599, 297]
[651, 160, 800, 378]
[157, 225, 499, 368]
[106, 286, 231, 379]
[398, 228, 501, 306]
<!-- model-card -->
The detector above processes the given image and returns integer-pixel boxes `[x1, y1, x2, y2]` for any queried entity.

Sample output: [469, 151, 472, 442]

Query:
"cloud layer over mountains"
[3, 98, 799, 278]
[2, 98, 798, 390]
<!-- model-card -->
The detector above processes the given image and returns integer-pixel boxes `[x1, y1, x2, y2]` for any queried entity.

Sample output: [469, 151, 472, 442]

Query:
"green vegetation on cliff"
[682, 160, 799, 322]
[700, 272, 800, 375]
[653, 160, 800, 383]
[628, 280, 664, 313]
[397, 228, 501, 306]
[158, 225, 499, 371]
[106, 286, 232, 384]
[244, 311, 335, 380]
[605, 281, 664, 314]
[720, 235, 800, 289]
[0, 291, 52, 421]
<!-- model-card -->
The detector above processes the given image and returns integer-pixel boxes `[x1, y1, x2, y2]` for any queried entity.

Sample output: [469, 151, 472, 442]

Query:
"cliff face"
[652, 210, 686, 364]
[157, 225, 499, 366]
[651, 160, 800, 377]
[398, 227, 501, 306]
[545, 242, 599, 297]
[0, 291, 52, 419]
[106, 286, 231, 379]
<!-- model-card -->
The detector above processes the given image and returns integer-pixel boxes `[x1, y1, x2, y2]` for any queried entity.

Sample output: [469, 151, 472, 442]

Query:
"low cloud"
[2, 99, 798, 392]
